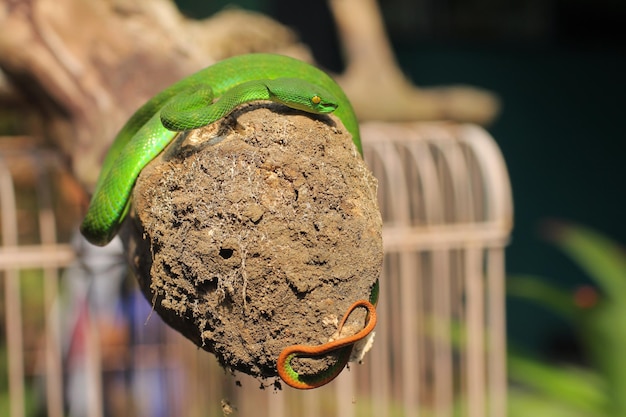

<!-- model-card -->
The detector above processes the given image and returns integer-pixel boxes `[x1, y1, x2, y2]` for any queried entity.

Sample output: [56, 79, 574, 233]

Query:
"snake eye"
[311, 95, 321, 105]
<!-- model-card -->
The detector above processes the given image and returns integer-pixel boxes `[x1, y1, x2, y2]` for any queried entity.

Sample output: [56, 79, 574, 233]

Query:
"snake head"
[267, 78, 339, 114]
[308, 92, 339, 113]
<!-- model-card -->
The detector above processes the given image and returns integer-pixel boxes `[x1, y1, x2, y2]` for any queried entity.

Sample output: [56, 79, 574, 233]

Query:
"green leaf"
[507, 351, 608, 414]
[547, 222, 626, 298]
[507, 274, 577, 319]
[508, 388, 604, 417]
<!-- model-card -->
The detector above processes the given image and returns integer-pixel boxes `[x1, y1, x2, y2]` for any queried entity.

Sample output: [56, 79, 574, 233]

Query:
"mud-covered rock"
[123, 102, 382, 380]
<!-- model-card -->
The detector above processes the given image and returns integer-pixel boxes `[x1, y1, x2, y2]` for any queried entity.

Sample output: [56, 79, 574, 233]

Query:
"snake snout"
[316, 100, 338, 114]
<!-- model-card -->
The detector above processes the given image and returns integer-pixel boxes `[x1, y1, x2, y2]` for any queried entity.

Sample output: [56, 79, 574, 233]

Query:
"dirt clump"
[123, 102, 383, 380]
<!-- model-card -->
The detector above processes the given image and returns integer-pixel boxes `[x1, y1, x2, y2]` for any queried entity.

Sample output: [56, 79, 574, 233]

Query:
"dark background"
[176, 0, 626, 359]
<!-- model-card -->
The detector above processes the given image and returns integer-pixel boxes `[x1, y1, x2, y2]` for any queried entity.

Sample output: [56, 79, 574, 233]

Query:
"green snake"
[80, 53, 361, 247]
[79, 53, 373, 389]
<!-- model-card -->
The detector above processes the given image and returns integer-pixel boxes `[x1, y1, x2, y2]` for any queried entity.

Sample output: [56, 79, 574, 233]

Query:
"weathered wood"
[0, 0, 310, 187]
[330, 0, 500, 125]
[0, 0, 500, 189]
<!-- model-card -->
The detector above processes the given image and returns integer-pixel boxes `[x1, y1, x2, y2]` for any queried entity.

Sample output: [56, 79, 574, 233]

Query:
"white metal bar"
[0, 244, 76, 268]
[487, 247, 507, 417]
[36, 156, 64, 417]
[383, 223, 510, 251]
[0, 156, 26, 417]
[464, 246, 486, 417]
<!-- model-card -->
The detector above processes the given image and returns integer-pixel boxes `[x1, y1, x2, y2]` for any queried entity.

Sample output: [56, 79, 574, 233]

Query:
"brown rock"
[123, 102, 382, 380]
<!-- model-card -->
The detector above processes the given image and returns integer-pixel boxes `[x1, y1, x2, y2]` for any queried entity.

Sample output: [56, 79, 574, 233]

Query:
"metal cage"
[0, 121, 512, 417]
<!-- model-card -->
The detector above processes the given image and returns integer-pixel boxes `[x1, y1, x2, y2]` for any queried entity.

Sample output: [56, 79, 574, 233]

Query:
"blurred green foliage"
[508, 223, 626, 416]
